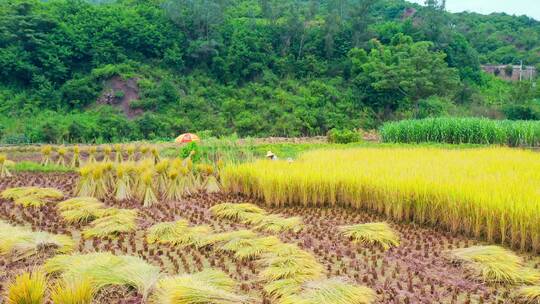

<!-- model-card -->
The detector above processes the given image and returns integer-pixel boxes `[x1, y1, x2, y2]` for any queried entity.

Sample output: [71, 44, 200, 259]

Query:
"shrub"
[327, 129, 362, 144]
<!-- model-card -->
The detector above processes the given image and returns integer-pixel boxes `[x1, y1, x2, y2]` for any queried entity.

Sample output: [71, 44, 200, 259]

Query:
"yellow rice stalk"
[87, 146, 97, 163]
[71, 146, 81, 168]
[209, 203, 267, 221]
[1, 187, 64, 207]
[102, 145, 113, 162]
[0, 153, 12, 178]
[150, 269, 250, 304]
[203, 175, 221, 193]
[50, 277, 95, 304]
[57, 197, 105, 224]
[56, 146, 68, 166]
[278, 278, 376, 304]
[340, 222, 400, 251]
[6, 269, 48, 304]
[114, 144, 123, 162]
[140, 145, 150, 159]
[146, 220, 190, 244]
[517, 286, 540, 304]
[252, 214, 304, 233]
[450, 245, 540, 284]
[82, 208, 138, 239]
[179, 165, 195, 195]
[0, 220, 74, 260]
[222, 147, 540, 252]
[140, 170, 159, 207]
[45, 252, 161, 299]
[40, 145, 52, 166]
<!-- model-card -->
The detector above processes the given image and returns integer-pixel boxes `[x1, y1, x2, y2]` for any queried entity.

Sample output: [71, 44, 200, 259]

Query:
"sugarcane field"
[0, 136, 539, 304]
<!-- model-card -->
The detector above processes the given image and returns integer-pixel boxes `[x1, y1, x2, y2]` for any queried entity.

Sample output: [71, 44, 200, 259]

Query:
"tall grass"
[222, 147, 540, 252]
[380, 117, 540, 146]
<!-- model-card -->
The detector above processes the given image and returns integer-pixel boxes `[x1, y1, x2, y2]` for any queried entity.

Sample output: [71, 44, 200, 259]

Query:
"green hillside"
[0, 0, 539, 143]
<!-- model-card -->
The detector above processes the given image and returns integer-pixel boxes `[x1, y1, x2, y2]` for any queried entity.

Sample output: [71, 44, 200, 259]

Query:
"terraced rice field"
[1, 172, 539, 303]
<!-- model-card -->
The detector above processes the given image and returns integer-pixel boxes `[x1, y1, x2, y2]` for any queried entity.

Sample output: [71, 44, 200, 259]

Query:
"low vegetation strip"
[222, 147, 540, 252]
[380, 117, 540, 146]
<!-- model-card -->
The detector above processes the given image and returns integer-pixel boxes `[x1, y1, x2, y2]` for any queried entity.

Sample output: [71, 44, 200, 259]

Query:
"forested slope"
[0, 0, 539, 143]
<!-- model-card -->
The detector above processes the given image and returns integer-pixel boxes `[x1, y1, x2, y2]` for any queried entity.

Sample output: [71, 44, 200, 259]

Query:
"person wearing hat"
[266, 151, 278, 160]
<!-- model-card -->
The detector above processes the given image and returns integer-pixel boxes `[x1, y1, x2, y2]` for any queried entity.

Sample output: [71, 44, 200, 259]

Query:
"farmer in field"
[266, 151, 278, 160]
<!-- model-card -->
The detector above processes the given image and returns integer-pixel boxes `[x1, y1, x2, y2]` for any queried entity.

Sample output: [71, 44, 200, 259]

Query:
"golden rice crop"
[210, 203, 267, 221]
[0, 153, 12, 178]
[340, 222, 400, 251]
[145, 220, 212, 248]
[82, 208, 138, 238]
[222, 147, 540, 252]
[6, 269, 48, 304]
[45, 252, 161, 299]
[0, 220, 74, 259]
[57, 197, 105, 224]
[449, 245, 540, 284]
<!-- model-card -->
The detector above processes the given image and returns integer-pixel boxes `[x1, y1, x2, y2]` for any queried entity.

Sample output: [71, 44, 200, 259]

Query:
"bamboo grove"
[222, 147, 540, 252]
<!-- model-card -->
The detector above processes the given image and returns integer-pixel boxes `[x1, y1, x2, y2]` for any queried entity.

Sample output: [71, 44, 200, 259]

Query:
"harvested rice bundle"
[87, 146, 97, 163]
[56, 146, 68, 166]
[114, 163, 133, 201]
[210, 203, 267, 221]
[1, 187, 64, 207]
[5, 269, 48, 304]
[50, 277, 95, 304]
[155, 159, 170, 194]
[82, 208, 138, 239]
[517, 286, 540, 304]
[0, 153, 12, 178]
[102, 145, 113, 162]
[449, 245, 540, 284]
[0, 220, 74, 260]
[57, 197, 105, 224]
[252, 214, 304, 233]
[71, 145, 81, 168]
[259, 244, 324, 296]
[140, 145, 150, 159]
[45, 252, 161, 299]
[278, 278, 376, 304]
[150, 269, 250, 304]
[151, 147, 160, 164]
[140, 170, 159, 207]
[165, 159, 187, 201]
[221, 235, 283, 260]
[146, 220, 212, 248]
[200, 229, 258, 248]
[340, 222, 400, 251]
[114, 144, 123, 162]
[197, 163, 221, 193]
[126, 145, 136, 161]
[40, 145, 53, 165]
[146, 220, 190, 244]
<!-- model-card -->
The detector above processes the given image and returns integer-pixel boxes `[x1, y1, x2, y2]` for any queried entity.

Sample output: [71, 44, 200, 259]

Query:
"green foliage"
[180, 142, 201, 162]
[0, 0, 538, 142]
[381, 117, 540, 146]
[9, 161, 74, 173]
[327, 129, 362, 144]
